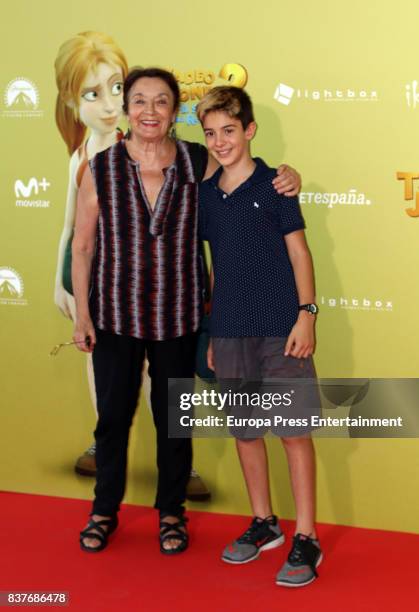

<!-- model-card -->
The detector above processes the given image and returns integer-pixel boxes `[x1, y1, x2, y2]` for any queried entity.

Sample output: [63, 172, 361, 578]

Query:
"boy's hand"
[207, 340, 214, 371]
[272, 164, 301, 196]
[284, 312, 316, 358]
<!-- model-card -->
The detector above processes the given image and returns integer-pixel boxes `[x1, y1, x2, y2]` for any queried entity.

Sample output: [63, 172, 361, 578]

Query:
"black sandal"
[80, 515, 118, 553]
[159, 515, 189, 555]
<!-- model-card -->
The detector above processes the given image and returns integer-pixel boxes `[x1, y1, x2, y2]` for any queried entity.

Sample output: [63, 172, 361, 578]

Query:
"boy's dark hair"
[123, 67, 180, 113]
[196, 86, 255, 129]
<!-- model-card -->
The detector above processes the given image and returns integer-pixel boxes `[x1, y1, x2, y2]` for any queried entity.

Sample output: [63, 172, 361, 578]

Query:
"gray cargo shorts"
[212, 337, 321, 438]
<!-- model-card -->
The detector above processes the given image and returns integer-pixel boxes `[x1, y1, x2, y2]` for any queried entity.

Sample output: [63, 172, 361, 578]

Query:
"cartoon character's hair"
[54, 31, 128, 154]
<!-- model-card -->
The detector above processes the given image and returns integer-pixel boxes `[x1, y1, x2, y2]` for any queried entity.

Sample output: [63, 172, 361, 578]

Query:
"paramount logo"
[0, 267, 27, 306]
[2, 77, 43, 118]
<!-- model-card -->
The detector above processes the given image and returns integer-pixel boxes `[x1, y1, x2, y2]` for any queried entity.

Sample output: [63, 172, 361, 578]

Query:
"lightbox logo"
[14, 177, 50, 208]
[405, 81, 419, 108]
[300, 189, 372, 209]
[274, 83, 294, 106]
[320, 296, 393, 312]
[396, 172, 419, 217]
[274, 82, 378, 105]
[2, 78, 43, 118]
[0, 267, 27, 306]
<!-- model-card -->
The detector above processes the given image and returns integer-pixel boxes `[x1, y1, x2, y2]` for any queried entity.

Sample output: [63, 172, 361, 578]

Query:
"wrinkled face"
[77, 62, 123, 134]
[126, 77, 177, 141]
[202, 110, 256, 167]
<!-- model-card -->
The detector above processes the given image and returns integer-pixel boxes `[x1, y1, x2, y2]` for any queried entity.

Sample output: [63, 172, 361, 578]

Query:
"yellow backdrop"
[1, 0, 418, 533]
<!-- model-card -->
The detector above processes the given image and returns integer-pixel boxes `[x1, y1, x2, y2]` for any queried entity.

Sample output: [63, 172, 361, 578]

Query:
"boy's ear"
[245, 121, 257, 140]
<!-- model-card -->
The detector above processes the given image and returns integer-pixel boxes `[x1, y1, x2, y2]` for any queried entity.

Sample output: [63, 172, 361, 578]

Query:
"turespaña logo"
[14, 177, 50, 208]
[2, 77, 43, 118]
[405, 81, 419, 108]
[300, 189, 372, 209]
[171, 63, 248, 125]
[320, 295, 392, 312]
[0, 267, 28, 306]
[274, 82, 378, 105]
[396, 172, 419, 217]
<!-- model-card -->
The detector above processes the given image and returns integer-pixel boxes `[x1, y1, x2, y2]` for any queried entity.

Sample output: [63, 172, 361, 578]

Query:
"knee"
[281, 435, 312, 450]
[235, 437, 262, 449]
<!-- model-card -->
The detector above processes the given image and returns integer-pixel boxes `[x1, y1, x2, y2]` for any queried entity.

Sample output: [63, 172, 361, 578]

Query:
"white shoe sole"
[222, 533, 285, 565]
[276, 552, 323, 587]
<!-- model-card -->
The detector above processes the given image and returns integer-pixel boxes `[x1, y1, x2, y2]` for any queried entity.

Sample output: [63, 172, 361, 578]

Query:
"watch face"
[299, 303, 318, 314]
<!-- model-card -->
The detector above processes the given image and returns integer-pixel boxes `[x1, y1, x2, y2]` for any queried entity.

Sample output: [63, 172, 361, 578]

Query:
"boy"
[196, 86, 322, 587]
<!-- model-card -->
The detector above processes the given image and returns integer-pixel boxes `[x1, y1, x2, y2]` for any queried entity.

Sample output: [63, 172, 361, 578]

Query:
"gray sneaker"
[276, 533, 323, 587]
[222, 516, 285, 564]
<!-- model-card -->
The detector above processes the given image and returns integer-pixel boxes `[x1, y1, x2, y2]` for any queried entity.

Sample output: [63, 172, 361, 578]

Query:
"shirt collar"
[121, 137, 177, 175]
[210, 157, 271, 193]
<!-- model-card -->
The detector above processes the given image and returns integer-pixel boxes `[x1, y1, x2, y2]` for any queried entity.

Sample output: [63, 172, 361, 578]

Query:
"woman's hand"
[207, 340, 214, 371]
[54, 283, 73, 320]
[73, 316, 96, 353]
[284, 312, 315, 359]
[272, 164, 301, 196]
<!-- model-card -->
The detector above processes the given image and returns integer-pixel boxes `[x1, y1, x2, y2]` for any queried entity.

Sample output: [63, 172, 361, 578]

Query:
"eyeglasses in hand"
[50, 337, 92, 356]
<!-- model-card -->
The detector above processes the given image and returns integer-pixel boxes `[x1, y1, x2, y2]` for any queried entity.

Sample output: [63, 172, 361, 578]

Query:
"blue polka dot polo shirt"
[199, 157, 305, 338]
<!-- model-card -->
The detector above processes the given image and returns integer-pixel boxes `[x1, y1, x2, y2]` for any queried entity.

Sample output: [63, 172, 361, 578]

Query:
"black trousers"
[92, 329, 196, 517]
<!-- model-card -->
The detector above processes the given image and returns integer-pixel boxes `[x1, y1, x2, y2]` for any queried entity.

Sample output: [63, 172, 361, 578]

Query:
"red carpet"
[0, 491, 417, 611]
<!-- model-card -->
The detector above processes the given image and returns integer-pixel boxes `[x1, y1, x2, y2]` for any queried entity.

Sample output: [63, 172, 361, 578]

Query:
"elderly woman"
[72, 67, 301, 554]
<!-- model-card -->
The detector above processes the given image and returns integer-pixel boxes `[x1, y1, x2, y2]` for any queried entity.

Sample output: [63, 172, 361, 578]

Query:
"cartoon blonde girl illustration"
[53, 31, 211, 500]
[54, 31, 128, 473]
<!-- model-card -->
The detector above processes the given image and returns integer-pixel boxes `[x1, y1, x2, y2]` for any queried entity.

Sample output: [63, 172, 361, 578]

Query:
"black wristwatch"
[299, 303, 318, 315]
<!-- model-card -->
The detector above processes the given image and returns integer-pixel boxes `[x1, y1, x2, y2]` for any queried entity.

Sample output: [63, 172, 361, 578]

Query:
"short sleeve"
[187, 142, 209, 182]
[278, 194, 305, 235]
